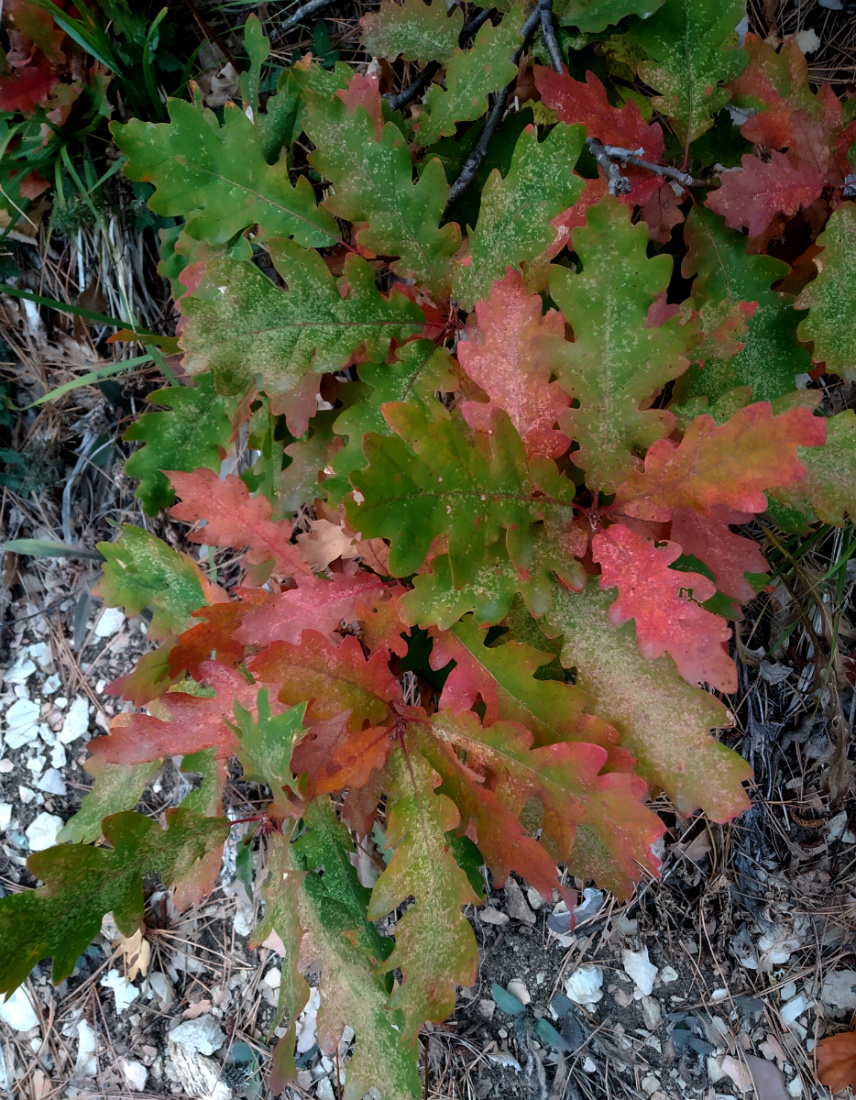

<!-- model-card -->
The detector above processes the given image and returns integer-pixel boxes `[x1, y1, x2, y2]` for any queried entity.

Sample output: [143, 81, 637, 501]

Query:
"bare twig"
[386, 8, 496, 113]
[278, 0, 337, 37]
[538, 0, 565, 74]
[446, 6, 541, 206]
[586, 137, 632, 196]
[598, 141, 697, 188]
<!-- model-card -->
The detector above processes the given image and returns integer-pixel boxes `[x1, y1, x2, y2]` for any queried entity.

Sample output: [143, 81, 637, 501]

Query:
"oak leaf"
[706, 151, 825, 240]
[360, 0, 463, 64]
[795, 205, 856, 382]
[592, 523, 736, 692]
[816, 1028, 856, 1093]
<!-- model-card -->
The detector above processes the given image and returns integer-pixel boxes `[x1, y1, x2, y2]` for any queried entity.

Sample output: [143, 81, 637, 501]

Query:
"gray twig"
[278, 0, 336, 36]
[586, 137, 631, 196]
[538, 0, 564, 75]
[446, 6, 541, 206]
[599, 142, 696, 188]
[385, 8, 496, 113]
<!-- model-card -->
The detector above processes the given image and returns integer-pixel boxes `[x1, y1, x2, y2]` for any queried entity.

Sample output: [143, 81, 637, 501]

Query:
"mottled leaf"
[795, 205, 856, 381]
[361, 0, 463, 64]
[58, 758, 161, 845]
[771, 411, 856, 526]
[706, 151, 825, 240]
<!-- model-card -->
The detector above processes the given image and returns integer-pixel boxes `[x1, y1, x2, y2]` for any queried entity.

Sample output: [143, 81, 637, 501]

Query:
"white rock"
[641, 1076, 660, 1096]
[565, 965, 603, 1006]
[51, 743, 67, 769]
[641, 995, 661, 1029]
[36, 768, 67, 796]
[263, 967, 282, 989]
[296, 987, 320, 1054]
[168, 1016, 226, 1056]
[233, 906, 254, 937]
[25, 811, 63, 851]
[29, 643, 53, 672]
[74, 1019, 98, 1077]
[507, 978, 530, 1006]
[168, 1043, 232, 1100]
[0, 986, 40, 1031]
[19, 785, 36, 804]
[478, 999, 495, 1020]
[94, 607, 126, 638]
[622, 947, 658, 996]
[4, 698, 41, 748]
[4, 654, 36, 684]
[781, 993, 811, 1025]
[100, 969, 140, 1014]
[42, 674, 61, 694]
[659, 966, 679, 984]
[145, 971, 175, 1004]
[0, 803, 11, 830]
[316, 1077, 335, 1100]
[120, 1059, 148, 1091]
[821, 970, 856, 1011]
[59, 696, 90, 744]
[787, 1073, 803, 1098]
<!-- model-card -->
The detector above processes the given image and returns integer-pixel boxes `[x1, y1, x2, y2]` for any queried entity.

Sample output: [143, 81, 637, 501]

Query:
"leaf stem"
[538, 0, 564, 75]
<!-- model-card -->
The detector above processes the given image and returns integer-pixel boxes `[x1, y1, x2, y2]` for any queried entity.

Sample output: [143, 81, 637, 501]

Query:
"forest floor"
[3, 2, 856, 1100]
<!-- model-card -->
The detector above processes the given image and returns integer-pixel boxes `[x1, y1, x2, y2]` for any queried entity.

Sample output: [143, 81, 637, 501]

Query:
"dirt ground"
[3, 1, 856, 1099]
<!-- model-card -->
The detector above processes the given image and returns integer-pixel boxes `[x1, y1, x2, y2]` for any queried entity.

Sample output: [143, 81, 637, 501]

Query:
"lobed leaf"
[123, 375, 237, 517]
[556, 0, 666, 33]
[771, 411, 856, 527]
[360, 0, 463, 64]
[111, 100, 338, 250]
[0, 810, 229, 994]
[545, 579, 752, 820]
[795, 205, 856, 382]
[705, 151, 825, 240]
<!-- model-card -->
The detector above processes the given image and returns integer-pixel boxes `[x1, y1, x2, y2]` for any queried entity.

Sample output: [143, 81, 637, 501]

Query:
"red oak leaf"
[534, 67, 664, 207]
[91, 662, 275, 764]
[168, 468, 312, 580]
[458, 270, 570, 459]
[353, 584, 410, 658]
[336, 72, 383, 142]
[249, 631, 401, 730]
[108, 646, 185, 707]
[706, 152, 825, 240]
[0, 52, 59, 114]
[291, 710, 394, 797]
[816, 1027, 856, 1093]
[168, 591, 271, 678]
[615, 402, 828, 522]
[592, 523, 737, 692]
[669, 507, 767, 603]
[231, 572, 389, 646]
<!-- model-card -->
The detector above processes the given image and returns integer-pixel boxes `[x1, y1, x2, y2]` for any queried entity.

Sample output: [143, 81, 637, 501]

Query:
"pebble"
[74, 1019, 98, 1077]
[100, 969, 140, 1014]
[781, 993, 810, 1024]
[25, 811, 62, 850]
[641, 995, 661, 1029]
[37, 768, 67, 796]
[4, 698, 41, 749]
[504, 878, 536, 925]
[316, 1078, 335, 1100]
[168, 1015, 226, 1056]
[622, 947, 658, 996]
[119, 1059, 148, 1091]
[59, 696, 90, 744]
[0, 804, 11, 829]
[478, 999, 495, 1020]
[94, 607, 126, 638]
[4, 654, 36, 684]
[0, 986, 40, 1031]
[263, 968, 282, 989]
[18, 785, 36, 804]
[565, 964, 604, 1006]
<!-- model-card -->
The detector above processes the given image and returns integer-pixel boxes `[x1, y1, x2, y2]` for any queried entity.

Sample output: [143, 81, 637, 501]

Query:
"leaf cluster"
[3, 4, 856, 1097]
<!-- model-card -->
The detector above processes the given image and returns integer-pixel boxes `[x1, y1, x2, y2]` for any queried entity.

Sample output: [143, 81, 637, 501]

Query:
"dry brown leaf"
[112, 927, 151, 981]
[182, 999, 213, 1019]
[816, 1028, 856, 1093]
[297, 519, 363, 569]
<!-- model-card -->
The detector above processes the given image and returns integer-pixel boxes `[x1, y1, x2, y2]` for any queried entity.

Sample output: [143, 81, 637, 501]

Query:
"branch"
[446, 6, 542, 207]
[385, 8, 496, 113]
[599, 142, 697, 189]
[586, 138, 631, 196]
[538, 0, 564, 75]
[277, 0, 336, 37]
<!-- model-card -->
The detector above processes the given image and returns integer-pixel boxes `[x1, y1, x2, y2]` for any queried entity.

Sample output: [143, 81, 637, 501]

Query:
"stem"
[586, 137, 631, 196]
[538, 0, 564, 75]
[446, 6, 541, 207]
[278, 0, 337, 36]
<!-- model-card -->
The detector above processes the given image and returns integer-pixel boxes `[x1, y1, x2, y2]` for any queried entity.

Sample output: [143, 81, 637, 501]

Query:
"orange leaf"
[816, 1028, 856, 1093]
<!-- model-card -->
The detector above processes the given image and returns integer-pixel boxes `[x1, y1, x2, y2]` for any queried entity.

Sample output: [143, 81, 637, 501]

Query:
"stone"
[622, 947, 658, 996]
[59, 696, 90, 744]
[565, 965, 603, 1006]
[120, 1059, 148, 1091]
[781, 993, 810, 1025]
[36, 768, 67, 796]
[641, 995, 662, 1029]
[4, 654, 36, 684]
[478, 999, 495, 1020]
[94, 607, 126, 638]
[168, 1016, 226, 1056]
[504, 878, 536, 925]
[821, 970, 856, 1011]
[101, 969, 141, 1014]
[0, 986, 40, 1031]
[0, 803, 11, 829]
[74, 1019, 98, 1077]
[25, 811, 63, 851]
[4, 698, 41, 749]
[263, 967, 282, 989]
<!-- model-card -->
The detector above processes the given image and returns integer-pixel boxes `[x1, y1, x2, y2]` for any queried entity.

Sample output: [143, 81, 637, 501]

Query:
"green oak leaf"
[302, 70, 461, 295]
[770, 410, 856, 526]
[544, 579, 752, 822]
[178, 240, 424, 413]
[630, 0, 746, 152]
[124, 374, 238, 517]
[360, 0, 463, 64]
[367, 750, 479, 1043]
[555, 0, 666, 33]
[676, 207, 811, 405]
[230, 695, 306, 797]
[326, 340, 457, 502]
[58, 759, 161, 845]
[0, 810, 229, 994]
[795, 204, 856, 381]
[95, 525, 211, 641]
[111, 99, 338, 250]
[292, 800, 419, 1100]
[416, 9, 523, 146]
[548, 197, 697, 493]
[348, 405, 579, 587]
[453, 122, 585, 309]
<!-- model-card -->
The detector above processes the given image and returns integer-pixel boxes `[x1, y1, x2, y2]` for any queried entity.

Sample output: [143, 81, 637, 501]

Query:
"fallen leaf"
[112, 927, 151, 982]
[816, 1027, 856, 1093]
